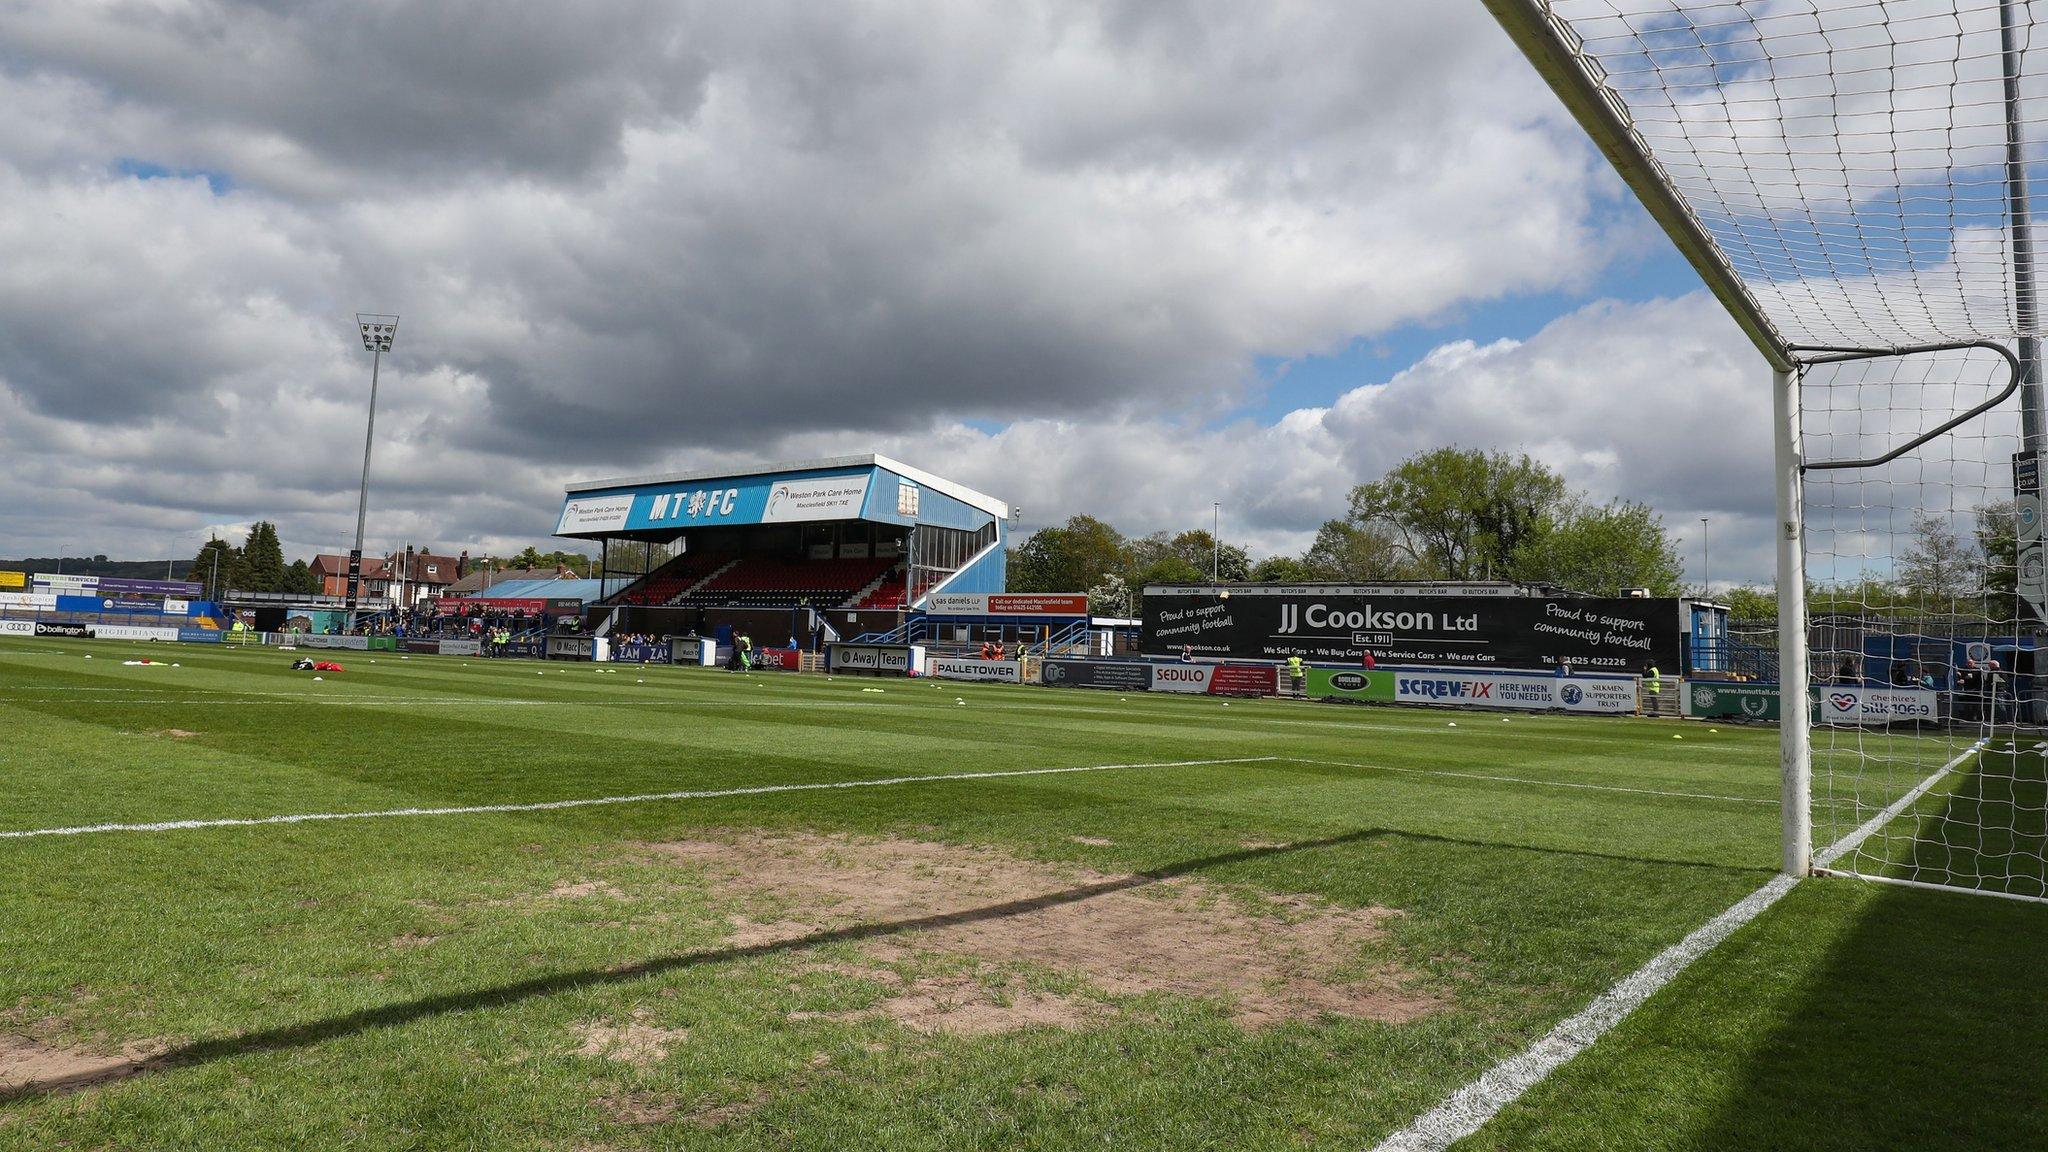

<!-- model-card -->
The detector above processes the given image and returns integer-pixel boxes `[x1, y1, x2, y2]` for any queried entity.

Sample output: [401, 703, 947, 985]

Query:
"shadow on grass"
[1894, 744, 2047, 897]
[0, 825, 1768, 1104]
[1691, 756, 2048, 1150]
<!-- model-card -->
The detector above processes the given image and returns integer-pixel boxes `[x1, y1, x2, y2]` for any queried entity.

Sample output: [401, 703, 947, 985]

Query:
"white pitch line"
[0, 756, 1277, 842]
[1368, 745, 1979, 1152]
[0, 696, 893, 709]
[1812, 740, 1984, 870]
[1288, 757, 1774, 806]
[1371, 872, 1800, 1152]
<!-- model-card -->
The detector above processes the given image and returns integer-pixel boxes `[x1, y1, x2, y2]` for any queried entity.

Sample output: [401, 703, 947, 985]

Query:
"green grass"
[0, 637, 2041, 1150]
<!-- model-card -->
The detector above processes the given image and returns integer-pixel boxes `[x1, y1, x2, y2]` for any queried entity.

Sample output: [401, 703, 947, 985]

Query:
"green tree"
[1510, 500, 1684, 595]
[1008, 516, 1129, 593]
[1897, 510, 1979, 604]
[1123, 530, 1249, 585]
[1127, 553, 1206, 590]
[238, 521, 288, 593]
[285, 558, 318, 596]
[1348, 447, 1569, 580]
[190, 537, 238, 601]
[1085, 572, 1133, 617]
[1249, 554, 1319, 582]
[1299, 519, 1420, 582]
[1164, 530, 1250, 582]
[1719, 585, 1777, 622]
[1974, 500, 2017, 605]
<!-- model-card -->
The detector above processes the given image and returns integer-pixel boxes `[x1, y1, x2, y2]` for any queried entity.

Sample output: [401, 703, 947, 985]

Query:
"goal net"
[1489, 0, 2048, 901]
[1801, 346, 2044, 898]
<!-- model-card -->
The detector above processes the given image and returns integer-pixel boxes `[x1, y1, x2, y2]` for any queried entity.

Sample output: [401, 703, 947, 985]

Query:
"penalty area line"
[0, 756, 1277, 842]
[1368, 744, 1978, 1152]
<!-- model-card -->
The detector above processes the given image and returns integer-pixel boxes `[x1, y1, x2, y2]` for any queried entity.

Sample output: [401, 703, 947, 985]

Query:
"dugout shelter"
[556, 455, 1009, 648]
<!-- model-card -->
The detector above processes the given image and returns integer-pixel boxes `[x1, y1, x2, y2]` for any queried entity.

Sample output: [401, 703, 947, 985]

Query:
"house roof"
[387, 551, 462, 584]
[467, 578, 604, 602]
[310, 553, 391, 579]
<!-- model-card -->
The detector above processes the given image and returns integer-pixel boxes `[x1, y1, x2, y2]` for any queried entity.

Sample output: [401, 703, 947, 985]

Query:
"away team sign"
[557, 470, 874, 534]
[1141, 586, 1684, 672]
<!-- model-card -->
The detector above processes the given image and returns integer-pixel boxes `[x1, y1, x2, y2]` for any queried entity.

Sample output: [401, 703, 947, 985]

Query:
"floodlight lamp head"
[355, 313, 399, 353]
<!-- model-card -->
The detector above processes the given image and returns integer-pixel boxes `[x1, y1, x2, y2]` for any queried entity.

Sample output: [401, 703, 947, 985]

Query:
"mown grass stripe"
[0, 756, 1278, 841]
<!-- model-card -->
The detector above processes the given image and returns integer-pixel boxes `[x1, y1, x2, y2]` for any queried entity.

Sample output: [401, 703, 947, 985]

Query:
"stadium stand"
[560, 455, 1009, 646]
[612, 551, 732, 606]
[849, 567, 907, 610]
[691, 556, 895, 607]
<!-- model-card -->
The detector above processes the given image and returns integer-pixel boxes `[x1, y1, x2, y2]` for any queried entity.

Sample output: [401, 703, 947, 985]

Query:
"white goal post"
[1488, 0, 2048, 903]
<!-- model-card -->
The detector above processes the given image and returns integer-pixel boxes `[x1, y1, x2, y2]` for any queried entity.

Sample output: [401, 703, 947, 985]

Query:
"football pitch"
[1, 638, 2043, 1150]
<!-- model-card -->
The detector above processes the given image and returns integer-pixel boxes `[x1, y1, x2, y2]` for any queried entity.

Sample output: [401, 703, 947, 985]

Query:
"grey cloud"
[0, 2, 1675, 566]
[0, 1, 714, 191]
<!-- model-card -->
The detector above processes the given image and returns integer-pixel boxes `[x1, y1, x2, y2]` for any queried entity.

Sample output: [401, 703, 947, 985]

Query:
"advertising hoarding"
[1815, 685, 1939, 726]
[828, 644, 924, 674]
[555, 494, 636, 534]
[1039, 659, 1151, 691]
[1141, 588, 1682, 672]
[760, 475, 870, 523]
[98, 578, 203, 596]
[292, 634, 372, 650]
[929, 657, 1025, 683]
[561, 468, 876, 535]
[91, 625, 181, 642]
[1687, 683, 1784, 721]
[926, 593, 1090, 617]
[1688, 683, 1942, 725]
[1304, 668, 1397, 703]
[1148, 663, 1279, 696]
[547, 635, 598, 660]
[1389, 669, 1638, 713]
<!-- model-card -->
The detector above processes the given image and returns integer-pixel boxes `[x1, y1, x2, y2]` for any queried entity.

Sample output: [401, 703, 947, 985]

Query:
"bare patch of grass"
[647, 831, 1442, 1030]
[570, 1011, 689, 1066]
[0, 1034, 167, 1096]
[594, 1090, 681, 1125]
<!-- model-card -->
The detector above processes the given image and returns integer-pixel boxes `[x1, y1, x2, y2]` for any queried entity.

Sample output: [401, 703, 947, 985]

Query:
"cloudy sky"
[0, 1, 1786, 583]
